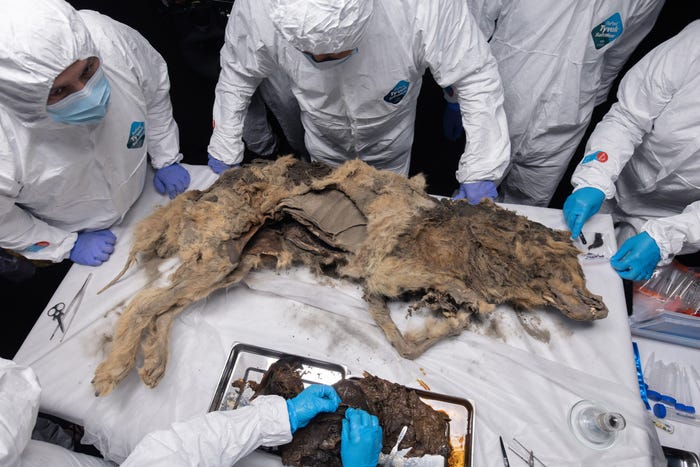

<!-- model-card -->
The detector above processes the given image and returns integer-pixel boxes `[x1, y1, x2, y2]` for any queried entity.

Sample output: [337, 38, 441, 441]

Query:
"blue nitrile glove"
[563, 187, 605, 239]
[453, 181, 498, 204]
[341, 408, 383, 467]
[610, 232, 661, 281]
[69, 230, 117, 266]
[286, 384, 341, 433]
[208, 154, 240, 175]
[443, 101, 463, 141]
[154, 163, 191, 199]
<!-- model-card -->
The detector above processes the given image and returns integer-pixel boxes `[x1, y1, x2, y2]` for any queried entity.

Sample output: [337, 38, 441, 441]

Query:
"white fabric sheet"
[14, 165, 665, 466]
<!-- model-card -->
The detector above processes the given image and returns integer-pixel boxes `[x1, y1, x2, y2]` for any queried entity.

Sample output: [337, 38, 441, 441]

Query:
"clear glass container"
[568, 400, 626, 450]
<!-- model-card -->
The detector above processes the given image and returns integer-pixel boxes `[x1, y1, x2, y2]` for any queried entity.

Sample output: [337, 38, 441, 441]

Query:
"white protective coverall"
[570, 20, 700, 263]
[0, 0, 183, 263]
[465, 0, 665, 206]
[0, 358, 291, 467]
[0, 358, 114, 467]
[244, 71, 308, 159]
[208, 0, 510, 183]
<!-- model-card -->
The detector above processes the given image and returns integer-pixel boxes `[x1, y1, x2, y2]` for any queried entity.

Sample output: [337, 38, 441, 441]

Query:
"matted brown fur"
[92, 157, 607, 396]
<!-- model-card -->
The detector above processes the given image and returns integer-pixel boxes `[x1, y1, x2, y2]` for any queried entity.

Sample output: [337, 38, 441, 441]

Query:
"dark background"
[2, 1, 699, 359]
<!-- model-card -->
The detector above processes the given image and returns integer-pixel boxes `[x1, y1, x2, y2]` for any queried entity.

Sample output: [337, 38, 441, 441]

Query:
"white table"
[15, 165, 665, 466]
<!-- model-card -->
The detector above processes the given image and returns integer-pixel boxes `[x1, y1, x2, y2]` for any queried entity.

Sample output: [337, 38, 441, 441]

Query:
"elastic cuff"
[150, 152, 184, 170]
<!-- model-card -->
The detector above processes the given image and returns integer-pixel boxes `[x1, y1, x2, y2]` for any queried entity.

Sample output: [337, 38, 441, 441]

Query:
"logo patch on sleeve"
[581, 151, 609, 165]
[25, 241, 50, 252]
[383, 80, 410, 104]
[127, 121, 146, 149]
[591, 13, 623, 50]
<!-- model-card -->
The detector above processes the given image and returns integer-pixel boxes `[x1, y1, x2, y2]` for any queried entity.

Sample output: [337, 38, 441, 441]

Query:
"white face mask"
[302, 48, 358, 69]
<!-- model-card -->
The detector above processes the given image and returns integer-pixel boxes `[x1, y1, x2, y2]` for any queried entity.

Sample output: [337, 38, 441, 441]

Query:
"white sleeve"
[571, 25, 693, 198]
[0, 200, 76, 262]
[0, 359, 41, 467]
[120, 395, 292, 467]
[644, 200, 700, 262]
[207, 0, 276, 165]
[595, 0, 664, 105]
[112, 20, 182, 169]
[0, 142, 76, 262]
[419, 0, 510, 184]
[466, 0, 504, 41]
[20, 440, 115, 467]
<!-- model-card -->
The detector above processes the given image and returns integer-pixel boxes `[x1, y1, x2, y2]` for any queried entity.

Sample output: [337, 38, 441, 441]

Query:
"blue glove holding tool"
[453, 181, 498, 204]
[286, 384, 341, 433]
[610, 232, 661, 281]
[563, 187, 605, 239]
[341, 407, 383, 467]
[69, 230, 116, 266]
[154, 163, 190, 199]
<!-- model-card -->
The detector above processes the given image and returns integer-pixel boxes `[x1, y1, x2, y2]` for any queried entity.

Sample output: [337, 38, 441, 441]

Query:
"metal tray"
[664, 446, 700, 467]
[209, 342, 348, 412]
[210, 342, 474, 467]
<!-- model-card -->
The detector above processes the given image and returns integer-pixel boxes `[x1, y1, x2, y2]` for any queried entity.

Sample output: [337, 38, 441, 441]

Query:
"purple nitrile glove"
[207, 153, 240, 175]
[563, 187, 605, 239]
[453, 181, 498, 205]
[154, 163, 190, 199]
[341, 408, 383, 467]
[69, 230, 117, 266]
[610, 232, 661, 281]
[286, 384, 341, 433]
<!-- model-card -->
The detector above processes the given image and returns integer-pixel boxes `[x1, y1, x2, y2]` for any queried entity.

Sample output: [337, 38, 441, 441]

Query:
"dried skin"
[92, 157, 607, 396]
[252, 360, 450, 466]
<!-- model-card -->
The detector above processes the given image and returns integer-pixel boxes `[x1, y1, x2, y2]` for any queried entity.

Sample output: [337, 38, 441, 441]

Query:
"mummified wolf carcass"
[92, 156, 607, 396]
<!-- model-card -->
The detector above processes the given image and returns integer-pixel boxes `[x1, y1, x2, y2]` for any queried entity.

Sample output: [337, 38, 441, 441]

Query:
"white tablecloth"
[14, 164, 665, 466]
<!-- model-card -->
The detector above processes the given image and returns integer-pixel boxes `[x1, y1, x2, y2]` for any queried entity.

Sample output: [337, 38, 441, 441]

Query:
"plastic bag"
[635, 261, 700, 317]
[572, 230, 615, 265]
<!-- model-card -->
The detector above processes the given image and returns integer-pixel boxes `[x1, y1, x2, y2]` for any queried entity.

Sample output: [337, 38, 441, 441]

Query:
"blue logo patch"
[581, 151, 609, 165]
[25, 241, 50, 252]
[127, 121, 145, 149]
[591, 13, 623, 50]
[383, 80, 410, 104]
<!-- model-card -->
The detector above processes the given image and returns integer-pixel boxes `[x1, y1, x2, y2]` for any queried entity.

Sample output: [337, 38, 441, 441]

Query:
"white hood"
[269, 0, 374, 54]
[0, 0, 97, 126]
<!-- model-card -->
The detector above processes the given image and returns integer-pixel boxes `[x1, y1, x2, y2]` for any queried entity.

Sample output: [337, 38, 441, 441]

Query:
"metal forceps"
[47, 273, 92, 342]
[47, 302, 66, 340]
[508, 438, 546, 466]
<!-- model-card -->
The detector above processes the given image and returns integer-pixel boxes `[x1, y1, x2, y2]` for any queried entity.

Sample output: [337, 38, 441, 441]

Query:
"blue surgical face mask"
[302, 48, 358, 69]
[46, 67, 111, 124]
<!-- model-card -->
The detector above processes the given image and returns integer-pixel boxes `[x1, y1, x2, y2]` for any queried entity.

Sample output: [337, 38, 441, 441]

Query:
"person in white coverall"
[0, 0, 191, 267]
[1, 358, 382, 467]
[244, 71, 308, 160]
[442, 0, 665, 207]
[563, 20, 700, 281]
[207, 0, 511, 205]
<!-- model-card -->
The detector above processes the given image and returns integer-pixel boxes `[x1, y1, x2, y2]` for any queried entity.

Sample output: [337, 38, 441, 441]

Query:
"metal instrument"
[47, 302, 66, 340]
[499, 435, 510, 467]
[47, 273, 92, 342]
[507, 438, 545, 467]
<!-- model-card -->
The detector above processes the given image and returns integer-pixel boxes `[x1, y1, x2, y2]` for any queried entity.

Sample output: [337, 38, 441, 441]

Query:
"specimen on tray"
[250, 357, 451, 466]
[91, 156, 607, 396]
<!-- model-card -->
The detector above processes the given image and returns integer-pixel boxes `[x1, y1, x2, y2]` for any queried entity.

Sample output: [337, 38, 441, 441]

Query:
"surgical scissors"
[46, 273, 92, 342]
[47, 302, 66, 340]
